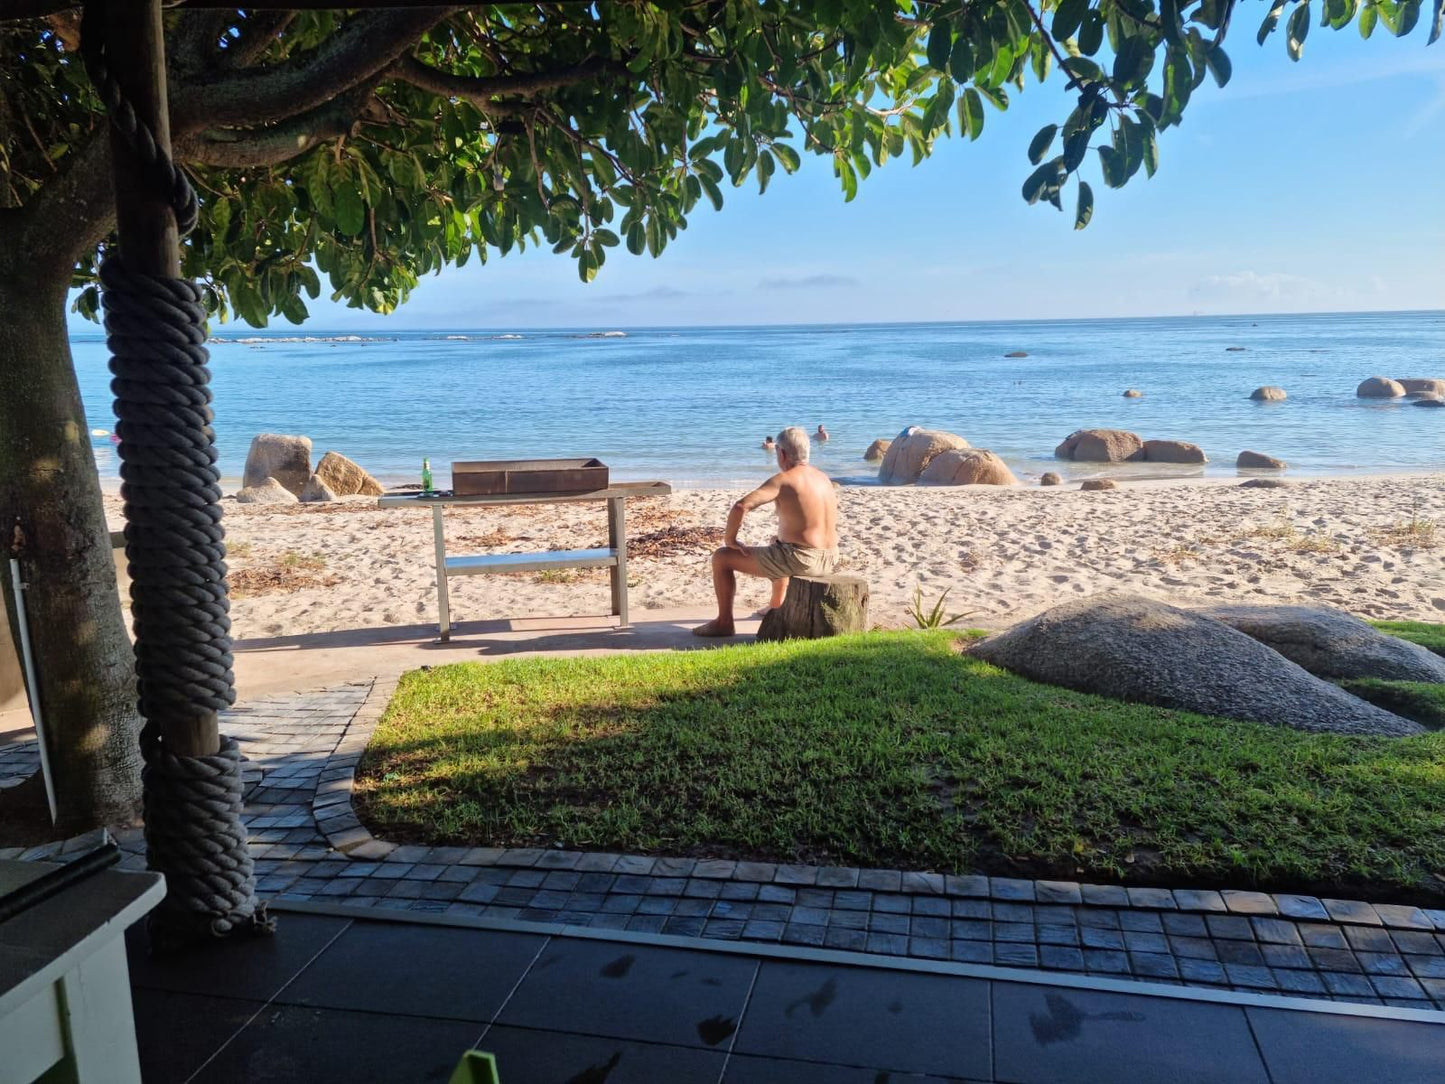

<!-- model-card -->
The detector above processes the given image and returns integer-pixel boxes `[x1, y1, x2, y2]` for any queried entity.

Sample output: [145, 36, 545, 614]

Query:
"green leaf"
[1396, 0, 1421, 33]
[1258, 0, 1289, 43]
[1287, 2, 1311, 58]
[1078, 10, 1105, 54]
[1141, 126, 1160, 177]
[926, 22, 953, 70]
[578, 249, 598, 283]
[333, 185, 364, 236]
[1075, 181, 1094, 229]
[772, 144, 801, 172]
[961, 88, 985, 140]
[698, 173, 724, 211]
[1429, 0, 1443, 41]
[1359, 0, 1379, 34]
[1052, 0, 1089, 41]
[757, 149, 775, 194]
[1204, 46, 1232, 87]
[626, 221, 646, 256]
[1021, 159, 1059, 204]
[1098, 145, 1126, 188]
[837, 156, 858, 202]
[1028, 124, 1058, 165]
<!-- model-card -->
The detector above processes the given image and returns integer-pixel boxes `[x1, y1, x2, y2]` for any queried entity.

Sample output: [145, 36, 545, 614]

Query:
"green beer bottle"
[421, 457, 433, 494]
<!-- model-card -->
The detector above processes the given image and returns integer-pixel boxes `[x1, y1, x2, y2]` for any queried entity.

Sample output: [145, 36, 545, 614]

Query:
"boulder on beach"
[299, 474, 338, 503]
[1240, 478, 1290, 489]
[918, 449, 1017, 487]
[1237, 450, 1287, 470]
[1250, 386, 1287, 402]
[235, 477, 298, 504]
[863, 438, 892, 462]
[1122, 389, 1143, 398]
[1004, 350, 1029, 358]
[878, 427, 970, 485]
[243, 433, 312, 494]
[1413, 396, 1444, 409]
[1399, 378, 1445, 398]
[1142, 439, 1207, 464]
[1198, 604, 1445, 685]
[1055, 428, 1144, 463]
[1040, 472, 1063, 487]
[1357, 376, 1406, 399]
[1081, 479, 1117, 491]
[968, 594, 1422, 737]
[314, 450, 384, 497]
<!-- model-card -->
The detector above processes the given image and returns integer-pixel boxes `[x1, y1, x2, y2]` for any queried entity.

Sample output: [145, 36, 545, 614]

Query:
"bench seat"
[443, 547, 619, 577]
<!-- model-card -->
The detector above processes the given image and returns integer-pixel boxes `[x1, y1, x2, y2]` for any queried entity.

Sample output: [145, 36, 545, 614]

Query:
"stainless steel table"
[378, 482, 672, 640]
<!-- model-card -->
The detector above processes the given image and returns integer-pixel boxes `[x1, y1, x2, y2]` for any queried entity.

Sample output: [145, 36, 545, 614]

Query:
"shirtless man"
[694, 426, 839, 637]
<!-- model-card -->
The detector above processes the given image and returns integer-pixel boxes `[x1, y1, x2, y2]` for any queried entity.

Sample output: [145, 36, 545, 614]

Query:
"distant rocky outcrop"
[1040, 472, 1063, 487]
[1237, 450, 1287, 470]
[863, 439, 892, 462]
[243, 433, 312, 495]
[1399, 378, 1445, 398]
[1081, 479, 1117, 491]
[1357, 376, 1406, 399]
[299, 474, 338, 503]
[878, 427, 969, 485]
[918, 449, 1017, 486]
[314, 451, 384, 497]
[1226, 347, 1248, 352]
[235, 477, 298, 504]
[1198, 604, 1445, 685]
[968, 594, 1422, 737]
[1142, 439, 1207, 464]
[1004, 350, 1029, 358]
[1250, 386, 1287, 402]
[1122, 389, 1143, 398]
[1055, 429, 1143, 462]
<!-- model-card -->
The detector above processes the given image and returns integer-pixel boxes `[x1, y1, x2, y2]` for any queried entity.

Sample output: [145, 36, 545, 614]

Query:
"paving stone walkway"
[4, 680, 1445, 1014]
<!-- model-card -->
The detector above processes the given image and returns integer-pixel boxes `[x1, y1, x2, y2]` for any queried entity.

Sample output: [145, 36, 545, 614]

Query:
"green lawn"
[1372, 620, 1445, 657]
[356, 631, 1445, 900]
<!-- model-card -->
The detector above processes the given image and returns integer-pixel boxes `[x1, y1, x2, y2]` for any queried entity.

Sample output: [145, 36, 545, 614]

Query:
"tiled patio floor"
[7, 680, 1445, 1015]
[130, 902, 1445, 1084]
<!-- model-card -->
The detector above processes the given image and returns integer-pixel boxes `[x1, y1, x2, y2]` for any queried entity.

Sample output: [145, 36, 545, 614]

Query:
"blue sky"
[75, 26, 1445, 332]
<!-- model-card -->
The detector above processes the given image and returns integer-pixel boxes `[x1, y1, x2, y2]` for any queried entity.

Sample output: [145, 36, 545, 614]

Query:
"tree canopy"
[1, 0, 1438, 327]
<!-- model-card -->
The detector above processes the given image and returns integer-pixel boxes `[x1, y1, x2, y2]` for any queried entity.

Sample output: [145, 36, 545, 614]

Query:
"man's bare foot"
[692, 619, 737, 637]
[752, 606, 775, 618]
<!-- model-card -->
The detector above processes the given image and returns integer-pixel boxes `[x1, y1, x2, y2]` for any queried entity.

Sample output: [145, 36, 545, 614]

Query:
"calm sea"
[72, 310, 1445, 490]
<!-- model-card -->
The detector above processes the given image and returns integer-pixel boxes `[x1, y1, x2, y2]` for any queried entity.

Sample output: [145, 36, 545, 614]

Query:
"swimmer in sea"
[814, 424, 829, 443]
[762, 436, 775, 452]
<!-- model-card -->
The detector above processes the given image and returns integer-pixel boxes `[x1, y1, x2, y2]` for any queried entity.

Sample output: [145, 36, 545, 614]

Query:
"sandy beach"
[104, 474, 1445, 641]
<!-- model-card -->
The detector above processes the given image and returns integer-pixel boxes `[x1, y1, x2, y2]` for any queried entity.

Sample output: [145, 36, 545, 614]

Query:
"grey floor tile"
[1247, 1006, 1445, 1084]
[993, 983, 1270, 1084]
[497, 940, 756, 1048]
[131, 989, 264, 1084]
[479, 1024, 724, 1083]
[733, 960, 991, 1078]
[722, 1054, 970, 1082]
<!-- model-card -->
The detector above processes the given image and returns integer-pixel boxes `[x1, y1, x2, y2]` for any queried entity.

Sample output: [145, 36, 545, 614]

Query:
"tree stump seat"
[756, 574, 870, 642]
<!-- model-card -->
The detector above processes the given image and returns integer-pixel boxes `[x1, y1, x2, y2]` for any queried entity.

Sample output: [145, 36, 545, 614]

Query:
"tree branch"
[220, 11, 295, 68]
[175, 89, 373, 167]
[171, 8, 455, 132]
[391, 53, 629, 109]
[170, 9, 232, 73]
[10, 127, 114, 274]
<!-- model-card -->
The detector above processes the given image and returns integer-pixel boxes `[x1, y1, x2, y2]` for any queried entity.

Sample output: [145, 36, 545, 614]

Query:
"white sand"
[104, 474, 1445, 640]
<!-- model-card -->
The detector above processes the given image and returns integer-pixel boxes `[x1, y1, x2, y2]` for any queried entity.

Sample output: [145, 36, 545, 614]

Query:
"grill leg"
[608, 496, 629, 627]
[432, 504, 451, 641]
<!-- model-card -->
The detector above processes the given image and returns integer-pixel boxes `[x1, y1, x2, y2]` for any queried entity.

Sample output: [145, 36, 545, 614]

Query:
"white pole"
[9, 557, 58, 823]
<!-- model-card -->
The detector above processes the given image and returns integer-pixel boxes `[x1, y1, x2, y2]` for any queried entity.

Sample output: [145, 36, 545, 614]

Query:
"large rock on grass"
[235, 477, 298, 504]
[1198, 604, 1445, 684]
[1055, 429, 1143, 462]
[315, 450, 384, 497]
[878, 427, 969, 485]
[1357, 376, 1406, 399]
[1142, 439, 1207, 464]
[918, 449, 1017, 486]
[243, 433, 312, 494]
[968, 594, 1422, 736]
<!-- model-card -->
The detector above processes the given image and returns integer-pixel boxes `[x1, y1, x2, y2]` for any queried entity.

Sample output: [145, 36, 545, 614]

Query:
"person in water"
[814, 424, 829, 442]
[762, 435, 775, 452]
[694, 426, 839, 637]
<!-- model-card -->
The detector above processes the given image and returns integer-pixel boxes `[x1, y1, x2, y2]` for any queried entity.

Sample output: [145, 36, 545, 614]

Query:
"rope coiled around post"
[83, 0, 270, 948]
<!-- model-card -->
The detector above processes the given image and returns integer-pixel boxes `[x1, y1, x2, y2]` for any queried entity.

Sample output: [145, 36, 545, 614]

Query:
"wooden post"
[756, 575, 870, 642]
[104, 0, 218, 758]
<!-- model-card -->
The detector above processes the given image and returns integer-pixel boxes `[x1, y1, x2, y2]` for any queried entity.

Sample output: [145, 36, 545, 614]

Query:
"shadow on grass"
[355, 632, 1445, 904]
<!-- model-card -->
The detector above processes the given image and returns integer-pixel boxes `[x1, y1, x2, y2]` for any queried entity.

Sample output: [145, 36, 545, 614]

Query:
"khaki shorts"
[751, 540, 838, 580]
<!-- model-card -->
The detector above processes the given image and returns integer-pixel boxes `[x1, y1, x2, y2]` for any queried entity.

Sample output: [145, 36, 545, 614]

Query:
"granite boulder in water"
[1197, 604, 1445, 684]
[878, 427, 969, 485]
[918, 449, 1017, 486]
[968, 594, 1422, 736]
[1399, 378, 1445, 398]
[1356, 376, 1406, 399]
[1055, 429, 1144, 463]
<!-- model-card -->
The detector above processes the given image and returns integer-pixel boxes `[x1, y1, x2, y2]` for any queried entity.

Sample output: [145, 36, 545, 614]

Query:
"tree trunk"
[0, 266, 142, 832]
[756, 575, 870, 642]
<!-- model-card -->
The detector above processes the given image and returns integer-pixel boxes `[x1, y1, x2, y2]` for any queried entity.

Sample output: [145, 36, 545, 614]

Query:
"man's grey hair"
[776, 426, 810, 465]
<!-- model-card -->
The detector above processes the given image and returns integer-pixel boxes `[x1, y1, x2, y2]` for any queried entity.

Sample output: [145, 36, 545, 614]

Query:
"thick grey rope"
[82, 0, 269, 945]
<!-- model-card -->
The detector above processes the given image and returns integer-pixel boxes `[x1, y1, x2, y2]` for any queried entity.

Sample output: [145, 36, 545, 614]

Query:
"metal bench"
[379, 482, 671, 640]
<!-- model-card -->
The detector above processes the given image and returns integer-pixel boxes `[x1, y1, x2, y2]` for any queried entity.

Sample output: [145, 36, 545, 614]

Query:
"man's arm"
[725, 476, 782, 553]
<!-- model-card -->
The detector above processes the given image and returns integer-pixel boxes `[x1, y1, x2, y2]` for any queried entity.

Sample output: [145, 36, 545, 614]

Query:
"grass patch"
[1373, 621, 1445, 658]
[1338, 679, 1445, 731]
[356, 632, 1445, 900]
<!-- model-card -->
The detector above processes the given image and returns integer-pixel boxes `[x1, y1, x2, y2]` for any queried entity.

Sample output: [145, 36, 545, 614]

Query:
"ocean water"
[72, 310, 1445, 490]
